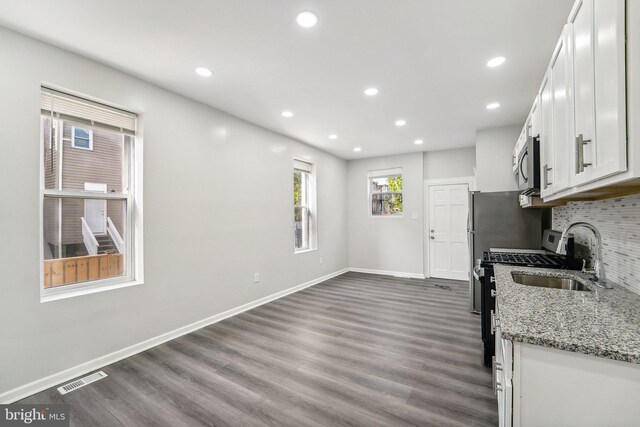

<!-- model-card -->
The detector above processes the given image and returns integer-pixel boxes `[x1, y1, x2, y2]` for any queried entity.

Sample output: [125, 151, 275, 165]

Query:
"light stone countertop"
[494, 264, 640, 364]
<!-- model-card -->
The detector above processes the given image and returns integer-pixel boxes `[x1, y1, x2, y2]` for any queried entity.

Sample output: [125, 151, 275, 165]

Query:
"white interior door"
[84, 182, 107, 234]
[428, 184, 469, 280]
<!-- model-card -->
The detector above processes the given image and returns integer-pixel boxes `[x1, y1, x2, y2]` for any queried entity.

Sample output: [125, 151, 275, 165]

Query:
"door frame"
[83, 182, 108, 235]
[424, 176, 476, 279]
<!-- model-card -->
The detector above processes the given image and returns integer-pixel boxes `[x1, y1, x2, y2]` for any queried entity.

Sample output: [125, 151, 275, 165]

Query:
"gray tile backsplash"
[553, 194, 640, 295]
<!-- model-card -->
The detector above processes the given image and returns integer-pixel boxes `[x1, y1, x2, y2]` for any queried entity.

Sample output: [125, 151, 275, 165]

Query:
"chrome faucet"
[557, 221, 612, 289]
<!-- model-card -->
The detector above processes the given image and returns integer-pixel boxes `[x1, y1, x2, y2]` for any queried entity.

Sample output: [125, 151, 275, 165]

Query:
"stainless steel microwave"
[515, 136, 540, 195]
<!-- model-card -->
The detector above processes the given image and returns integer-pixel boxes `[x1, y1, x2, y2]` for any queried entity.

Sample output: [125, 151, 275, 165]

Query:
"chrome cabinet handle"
[491, 310, 496, 334]
[490, 276, 495, 283]
[491, 289, 496, 297]
[491, 310, 501, 334]
[492, 356, 496, 394]
[576, 134, 592, 173]
[492, 356, 503, 395]
[543, 164, 553, 189]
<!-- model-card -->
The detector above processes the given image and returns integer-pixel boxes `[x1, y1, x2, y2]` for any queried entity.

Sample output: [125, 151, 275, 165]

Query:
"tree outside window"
[370, 171, 403, 216]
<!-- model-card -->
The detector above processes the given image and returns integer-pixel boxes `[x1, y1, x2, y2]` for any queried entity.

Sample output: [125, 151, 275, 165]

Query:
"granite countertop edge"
[494, 264, 640, 365]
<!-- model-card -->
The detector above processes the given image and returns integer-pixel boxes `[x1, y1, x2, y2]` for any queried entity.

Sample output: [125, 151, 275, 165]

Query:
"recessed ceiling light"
[328, 134, 338, 140]
[486, 103, 500, 110]
[281, 111, 294, 118]
[296, 11, 318, 28]
[364, 87, 379, 96]
[353, 147, 362, 152]
[195, 67, 213, 77]
[395, 119, 407, 127]
[487, 56, 506, 68]
[414, 139, 424, 145]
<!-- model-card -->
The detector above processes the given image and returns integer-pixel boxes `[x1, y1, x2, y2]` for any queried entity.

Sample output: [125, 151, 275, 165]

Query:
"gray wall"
[423, 147, 476, 180]
[0, 26, 348, 397]
[347, 153, 424, 275]
[475, 125, 520, 192]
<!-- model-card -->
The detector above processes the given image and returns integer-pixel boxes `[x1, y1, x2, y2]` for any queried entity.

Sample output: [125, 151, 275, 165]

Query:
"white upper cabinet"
[550, 25, 572, 193]
[539, 26, 573, 198]
[539, 72, 555, 197]
[592, 0, 627, 179]
[568, 0, 627, 186]
[517, 0, 632, 203]
[526, 97, 539, 139]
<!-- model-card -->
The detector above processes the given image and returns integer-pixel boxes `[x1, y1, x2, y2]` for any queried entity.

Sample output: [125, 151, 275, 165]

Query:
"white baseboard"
[0, 268, 349, 404]
[348, 267, 426, 279]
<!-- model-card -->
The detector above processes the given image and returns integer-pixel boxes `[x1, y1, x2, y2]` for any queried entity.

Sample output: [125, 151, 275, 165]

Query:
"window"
[369, 168, 403, 216]
[294, 159, 316, 252]
[40, 87, 141, 300]
[71, 126, 93, 150]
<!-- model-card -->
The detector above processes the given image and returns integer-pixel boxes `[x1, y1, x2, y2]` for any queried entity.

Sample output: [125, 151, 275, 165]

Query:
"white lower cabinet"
[494, 304, 513, 427]
[494, 306, 640, 426]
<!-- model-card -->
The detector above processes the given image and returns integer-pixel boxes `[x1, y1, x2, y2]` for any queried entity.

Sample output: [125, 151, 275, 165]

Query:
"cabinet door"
[525, 97, 540, 141]
[570, 0, 596, 185]
[539, 73, 555, 198]
[529, 97, 540, 139]
[570, 0, 627, 185]
[592, 0, 626, 180]
[550, 25, 572, 193]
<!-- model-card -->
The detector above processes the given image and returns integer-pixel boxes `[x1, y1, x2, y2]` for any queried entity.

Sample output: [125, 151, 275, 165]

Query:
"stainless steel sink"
[511, 273, 591, 291]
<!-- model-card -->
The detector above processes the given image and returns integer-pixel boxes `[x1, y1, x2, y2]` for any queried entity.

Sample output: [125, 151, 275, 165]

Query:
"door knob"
[430, 236, 435, 240]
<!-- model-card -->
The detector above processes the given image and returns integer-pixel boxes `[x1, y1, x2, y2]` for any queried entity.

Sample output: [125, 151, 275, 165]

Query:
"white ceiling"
[0, 0, 574, 159]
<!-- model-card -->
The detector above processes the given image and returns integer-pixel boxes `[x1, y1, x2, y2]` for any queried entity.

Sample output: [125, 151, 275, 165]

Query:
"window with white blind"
[293, 159, 316, 252]
[369, 168, 403, 216]
[40, 87, 142, 300]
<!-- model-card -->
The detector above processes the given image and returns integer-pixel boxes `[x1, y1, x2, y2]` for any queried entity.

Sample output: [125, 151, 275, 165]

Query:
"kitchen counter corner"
[494, 263, 640, 364]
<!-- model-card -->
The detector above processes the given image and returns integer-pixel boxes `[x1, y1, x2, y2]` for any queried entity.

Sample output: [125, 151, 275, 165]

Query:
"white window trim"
[71, 126, 93, 150]
[39, 107, 144, 303]
[294, 158, 317, 254]
[369, 169, 404, 217]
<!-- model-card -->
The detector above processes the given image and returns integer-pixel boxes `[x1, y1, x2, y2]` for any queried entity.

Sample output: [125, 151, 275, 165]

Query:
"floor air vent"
[57, 371, 108, 395]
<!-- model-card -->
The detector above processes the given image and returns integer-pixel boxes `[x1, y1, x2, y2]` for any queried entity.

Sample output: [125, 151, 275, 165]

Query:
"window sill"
[370, 214, 404, 219]
[40, 279, 143, 303]
[294, 248, 318, 255]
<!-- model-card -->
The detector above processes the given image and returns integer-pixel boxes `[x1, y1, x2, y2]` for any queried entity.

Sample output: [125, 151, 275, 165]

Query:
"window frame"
[39, 90, 143, 302]
[71, 126, 93, 150]
[293, 159, 317, 253]
[368, 169, 404, 217]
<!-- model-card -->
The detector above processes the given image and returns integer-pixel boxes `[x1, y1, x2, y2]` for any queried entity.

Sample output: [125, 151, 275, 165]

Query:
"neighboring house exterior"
[43, 118, 125, 259]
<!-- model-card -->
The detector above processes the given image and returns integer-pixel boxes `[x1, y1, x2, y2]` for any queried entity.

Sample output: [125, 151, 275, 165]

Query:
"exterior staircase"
[95, 234, 117, 254]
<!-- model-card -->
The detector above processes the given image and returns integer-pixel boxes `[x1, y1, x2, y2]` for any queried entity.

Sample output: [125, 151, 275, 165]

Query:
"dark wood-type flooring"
[21, 272, 497, 426]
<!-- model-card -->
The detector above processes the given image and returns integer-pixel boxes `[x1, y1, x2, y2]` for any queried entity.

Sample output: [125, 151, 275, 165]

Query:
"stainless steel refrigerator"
[467, 191, 547, 313]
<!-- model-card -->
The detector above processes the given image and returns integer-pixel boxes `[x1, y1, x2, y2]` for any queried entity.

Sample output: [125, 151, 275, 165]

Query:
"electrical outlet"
[319, 257, 324, 265]
[254, 273, 259, 283]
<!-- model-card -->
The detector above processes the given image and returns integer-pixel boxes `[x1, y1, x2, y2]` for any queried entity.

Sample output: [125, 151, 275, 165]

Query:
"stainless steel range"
[484, 248, 565, 268]
[474, 230, 576, 367]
